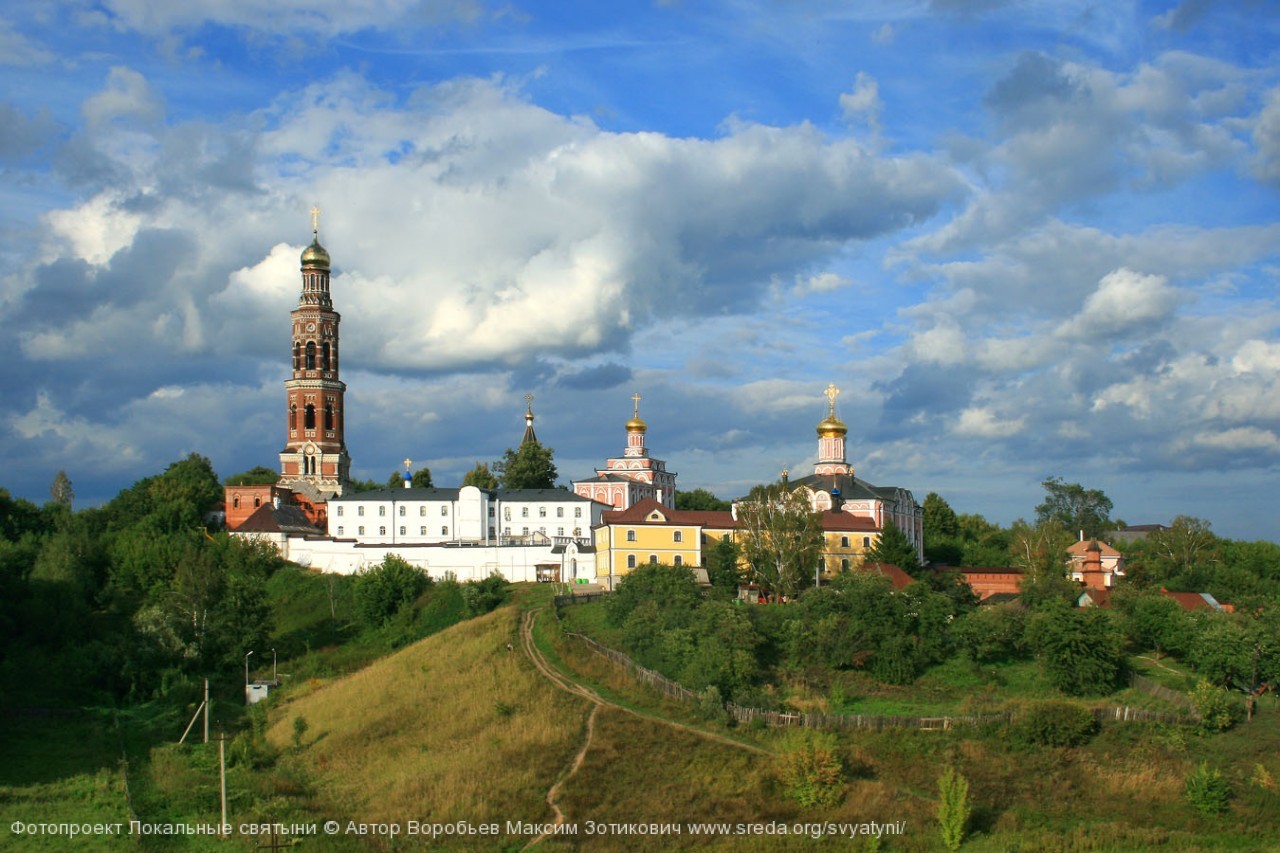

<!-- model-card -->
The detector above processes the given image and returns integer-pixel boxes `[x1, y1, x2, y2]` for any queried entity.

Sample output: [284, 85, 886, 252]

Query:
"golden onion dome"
[626, 414, 648, 432]
[817, 414, 847, 437]
[300, 238, 330, 270]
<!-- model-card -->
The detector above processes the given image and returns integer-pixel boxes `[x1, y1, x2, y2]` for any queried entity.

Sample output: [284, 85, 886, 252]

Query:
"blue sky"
[1, 1, 1278, 540]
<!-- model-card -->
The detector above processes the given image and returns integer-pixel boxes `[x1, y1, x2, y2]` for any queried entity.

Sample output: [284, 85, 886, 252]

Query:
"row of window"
[289, 402, 337, 431]
[337, 526, 451, 537]
[293, 340, 334, 371]
[336, 504, 583, 518]
[624, 554, 684, 568]
[333, 525, 587, 538]
[624, 529, 684, 542]
[504, 506, 582, 519]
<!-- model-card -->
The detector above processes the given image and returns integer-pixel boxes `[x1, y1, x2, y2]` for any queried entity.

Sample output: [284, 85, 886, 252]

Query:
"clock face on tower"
[306, 322, 316, 332]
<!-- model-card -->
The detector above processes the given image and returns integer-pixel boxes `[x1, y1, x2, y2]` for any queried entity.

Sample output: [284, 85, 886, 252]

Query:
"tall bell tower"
[278, 208, 351, 497]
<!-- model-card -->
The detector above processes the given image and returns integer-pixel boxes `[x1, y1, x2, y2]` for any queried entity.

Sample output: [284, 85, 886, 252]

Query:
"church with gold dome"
[227, 216, 921, 583]
[571, 393, 677, 510]
[787, 383, 924, 565]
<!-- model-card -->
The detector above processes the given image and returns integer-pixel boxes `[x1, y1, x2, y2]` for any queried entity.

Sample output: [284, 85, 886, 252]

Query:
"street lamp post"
[271, 648, 277, 684]
[244, 650, 254, 695]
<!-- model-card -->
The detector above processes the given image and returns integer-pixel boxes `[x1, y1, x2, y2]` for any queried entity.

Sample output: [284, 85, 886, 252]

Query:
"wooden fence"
[554, 592, 608, 609]
[553, 595, 1199, 730]
[1129, 673, 1197, 711]
[562, 629, 1198, 731]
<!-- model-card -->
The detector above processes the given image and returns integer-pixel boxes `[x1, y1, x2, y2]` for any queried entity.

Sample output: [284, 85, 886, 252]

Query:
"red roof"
[1066, 539, 1121, 557]
[1160, 588, 1229, 612]
[600, 498, 735, 529]
[861, 562, 916, 590]
[1079, 588, 1113, 608]
[819, 511, 878, 532]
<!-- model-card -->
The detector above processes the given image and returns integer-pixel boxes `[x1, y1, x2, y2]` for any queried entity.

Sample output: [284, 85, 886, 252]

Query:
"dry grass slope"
[265, 600, 588, 836]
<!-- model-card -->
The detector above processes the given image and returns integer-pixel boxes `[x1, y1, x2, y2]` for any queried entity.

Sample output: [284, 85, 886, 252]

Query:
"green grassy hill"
[5, 577, 1280, 851]
[264, 594, 585, 833]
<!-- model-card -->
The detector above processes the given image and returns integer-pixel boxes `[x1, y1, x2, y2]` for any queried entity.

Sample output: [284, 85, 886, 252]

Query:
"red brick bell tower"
[278, 208, 351, 498]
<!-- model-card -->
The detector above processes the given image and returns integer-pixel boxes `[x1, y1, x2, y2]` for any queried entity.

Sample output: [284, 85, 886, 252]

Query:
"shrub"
[1185, 761, 1231, 816]
[1028, 605, 1126, 695]
[461, 574, 508, 617]
[353, 555, 430, 628]
[291, 715, 309, 751]
[695, 685, 727, 723]
[1190, 679, 1241, 733]
[1015, 700, 1099, 748]
[778, 732, 844, 808]
[937, 765, 972, 850]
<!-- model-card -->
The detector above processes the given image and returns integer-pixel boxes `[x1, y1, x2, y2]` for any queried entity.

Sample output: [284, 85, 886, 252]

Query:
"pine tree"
[865, 518, 921, 575]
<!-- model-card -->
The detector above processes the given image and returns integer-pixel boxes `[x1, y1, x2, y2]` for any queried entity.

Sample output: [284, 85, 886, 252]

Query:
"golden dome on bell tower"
[300, 205, 331, 270]
[816, 383, 847, 436]
[626, 391, 647, 432]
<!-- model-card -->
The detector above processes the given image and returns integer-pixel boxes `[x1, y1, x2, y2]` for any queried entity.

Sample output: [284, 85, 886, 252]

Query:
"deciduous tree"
[224, 466, 280, 486]
[494, 441, 558, 489]
[675, 488, 731, 512]
[461, 462, 498, 490]
[735, 484, 823, 602]
[50, 470, 74, 508]
[1035, 476, 1113, 538]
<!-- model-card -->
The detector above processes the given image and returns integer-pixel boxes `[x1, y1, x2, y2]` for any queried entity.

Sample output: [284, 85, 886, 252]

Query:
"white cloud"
[1252, 87, 1280, 183]
[44, 193, 144, 266]
[908, 322, 968, 365]
[1193, 427, 1280, 452]
[954, 407, 1025, 438]
[94, 0, 484, 38]
[83, 67, 164, 130]
[1060, 268, 1182, 337]
[0, 20, 54, 66]
[10, 391, 143, 466]
[793, 271, 852, 296]
[839, 72, 882, 134]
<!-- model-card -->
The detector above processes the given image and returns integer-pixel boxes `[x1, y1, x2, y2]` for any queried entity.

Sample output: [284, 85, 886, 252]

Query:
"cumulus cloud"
[839, 72, 882, 135]
[20, 72, 963, 377]
[1059, 268, 1183, 338]
[954, 406, 1025, 438]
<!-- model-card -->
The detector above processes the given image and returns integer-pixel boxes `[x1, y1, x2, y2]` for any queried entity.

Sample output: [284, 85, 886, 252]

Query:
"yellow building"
[818, 511, 880, 575]
[594, 498, 735, 589]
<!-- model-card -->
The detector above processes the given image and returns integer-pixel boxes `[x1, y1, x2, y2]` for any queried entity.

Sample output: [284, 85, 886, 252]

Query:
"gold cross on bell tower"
[311, 205, 321, 237]
[824, 383, 840, 417]
[524, 392, 534, 414]
[632, 392, 642, 418]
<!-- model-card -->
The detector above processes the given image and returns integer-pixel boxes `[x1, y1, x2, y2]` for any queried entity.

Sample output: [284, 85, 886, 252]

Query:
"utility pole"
[219, 728, 228, 837]
[203, 679, 209, 743]
[245, 650, 254, 705]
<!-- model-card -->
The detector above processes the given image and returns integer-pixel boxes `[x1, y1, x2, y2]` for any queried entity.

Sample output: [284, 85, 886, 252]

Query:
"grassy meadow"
[5, 578, 1280, 851]
[262, 590, 588, 836]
